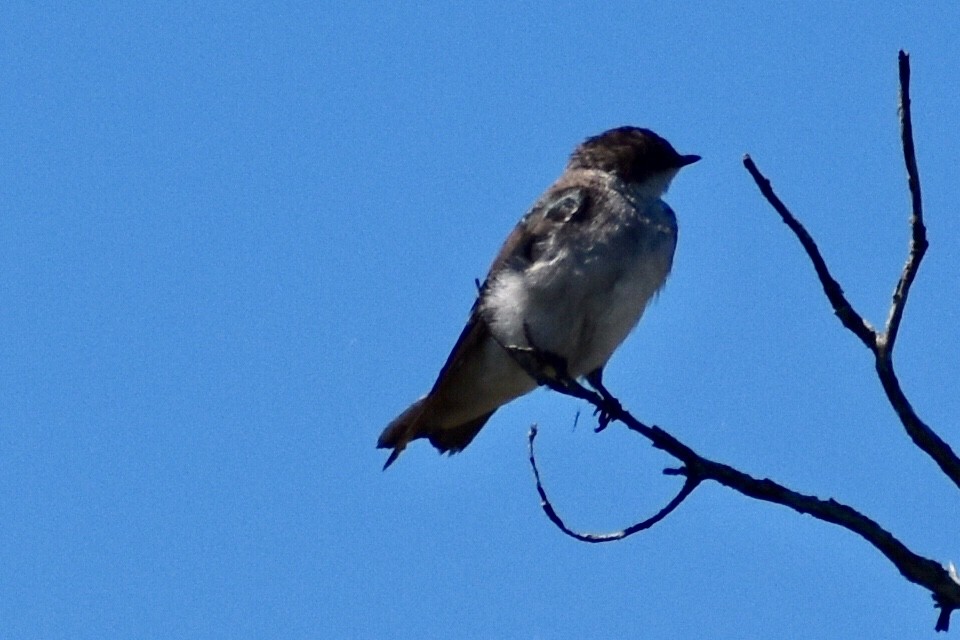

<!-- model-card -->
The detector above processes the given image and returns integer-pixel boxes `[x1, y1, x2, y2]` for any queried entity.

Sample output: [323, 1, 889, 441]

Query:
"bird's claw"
[592, 396, 623, 432]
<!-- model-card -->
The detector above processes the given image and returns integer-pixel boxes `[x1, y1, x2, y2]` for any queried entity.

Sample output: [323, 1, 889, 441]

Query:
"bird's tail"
[377, 396, 430, 469]
[377, 396, 496, 469]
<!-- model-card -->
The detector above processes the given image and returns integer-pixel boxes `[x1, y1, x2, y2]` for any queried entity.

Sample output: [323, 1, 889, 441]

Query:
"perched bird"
[378, 126, 699, 468]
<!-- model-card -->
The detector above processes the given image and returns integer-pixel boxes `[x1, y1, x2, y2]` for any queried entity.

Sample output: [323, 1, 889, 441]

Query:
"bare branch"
[529, 380, 960, 631]
[870, 52, 960, 488]
[873, 52, 960, 490]
[745, 53, 960, 491]
[883, 50, 929, 353]
[743, 156, 878, 351]
[527, 425, 700, 543]
[875, 357, 960, 490]
[733, 52, 960, 626]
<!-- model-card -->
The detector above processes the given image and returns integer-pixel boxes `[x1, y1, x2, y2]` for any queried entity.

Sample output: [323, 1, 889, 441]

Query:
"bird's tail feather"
[378, 396, 429, 470]
[426, 410, 495, 455]
[378, 397, 497, 469]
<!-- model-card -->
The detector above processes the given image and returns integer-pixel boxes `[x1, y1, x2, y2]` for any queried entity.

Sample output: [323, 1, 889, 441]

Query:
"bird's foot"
[592, 402, 622, 432]
[585, 368, 623, 432]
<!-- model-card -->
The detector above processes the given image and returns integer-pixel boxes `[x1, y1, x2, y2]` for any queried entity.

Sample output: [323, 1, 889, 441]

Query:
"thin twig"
[733, 51, 960, 627]
[883, 50, 929, 353]
[527, 425, 700, 542]
[743, 156, 878, 351]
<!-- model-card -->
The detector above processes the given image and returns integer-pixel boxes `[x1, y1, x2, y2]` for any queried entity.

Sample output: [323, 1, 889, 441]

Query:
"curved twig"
[527, 425, 700, 543]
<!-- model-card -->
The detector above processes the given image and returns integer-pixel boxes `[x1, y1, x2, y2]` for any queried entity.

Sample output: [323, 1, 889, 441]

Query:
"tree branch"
[874, 356, 960, 490]
[742, 156, 878, 351]
[743, 51, 960, 491]
[526, 379, 960, 631]
[883, 50, 929, 354]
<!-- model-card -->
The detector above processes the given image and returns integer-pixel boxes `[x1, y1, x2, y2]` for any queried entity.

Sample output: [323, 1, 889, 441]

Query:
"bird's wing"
[427, 304, 488, 395]
[428, 186, 592, 394]
[486, 186, 592, 273]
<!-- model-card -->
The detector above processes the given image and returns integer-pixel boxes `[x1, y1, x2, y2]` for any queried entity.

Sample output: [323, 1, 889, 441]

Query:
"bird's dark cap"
[568, 126, 699, 183]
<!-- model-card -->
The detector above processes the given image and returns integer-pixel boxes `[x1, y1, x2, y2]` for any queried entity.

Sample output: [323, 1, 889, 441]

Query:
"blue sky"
[2, 3, 959, 638]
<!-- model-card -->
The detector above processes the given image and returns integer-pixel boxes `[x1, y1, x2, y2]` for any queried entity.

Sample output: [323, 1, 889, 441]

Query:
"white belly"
[483, 202, 676, 377]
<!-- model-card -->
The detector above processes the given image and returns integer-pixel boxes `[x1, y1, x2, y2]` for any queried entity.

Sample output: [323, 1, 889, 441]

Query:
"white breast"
[484, 183, 677, 378]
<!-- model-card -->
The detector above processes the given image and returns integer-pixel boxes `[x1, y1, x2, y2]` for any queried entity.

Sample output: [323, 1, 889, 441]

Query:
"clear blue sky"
[2, 3, 959, 638]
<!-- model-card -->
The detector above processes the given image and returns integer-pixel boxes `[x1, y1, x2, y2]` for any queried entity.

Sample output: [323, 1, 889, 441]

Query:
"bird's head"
[568, 126, 700, 198]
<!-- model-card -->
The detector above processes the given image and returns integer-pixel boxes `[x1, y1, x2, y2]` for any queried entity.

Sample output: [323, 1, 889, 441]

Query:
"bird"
[378, 126, 699, 469]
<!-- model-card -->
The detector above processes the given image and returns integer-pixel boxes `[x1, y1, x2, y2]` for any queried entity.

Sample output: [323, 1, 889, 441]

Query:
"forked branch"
[744, 51, 960, 490]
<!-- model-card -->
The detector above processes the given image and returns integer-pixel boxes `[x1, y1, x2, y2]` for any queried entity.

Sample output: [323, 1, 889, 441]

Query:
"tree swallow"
[379, 126, 699, 469]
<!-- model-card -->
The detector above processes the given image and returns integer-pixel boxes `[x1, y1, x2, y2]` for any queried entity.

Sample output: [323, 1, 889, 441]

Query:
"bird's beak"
[678, 154, 701, 167]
